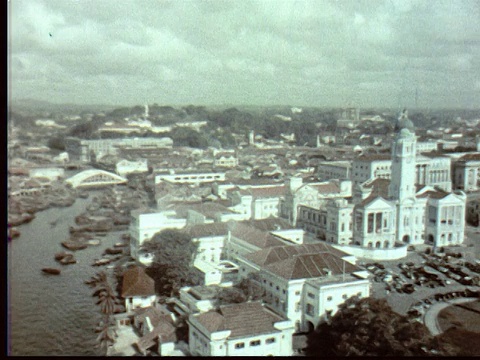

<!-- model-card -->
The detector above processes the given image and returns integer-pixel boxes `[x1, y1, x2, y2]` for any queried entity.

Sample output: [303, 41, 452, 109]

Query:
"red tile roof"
[245, 242, 350, 268]
[227, 222, 285, 249]
[194, 301, 285, 338]
[416, 190, 450, 199]
[264, 252, 360, 280]
[459, 153, 480, 162]
[182, 222, 229, 239]
[241, 218, 294, 232]
[122, 266, 156, 297]
[307, 182, 341, 194]
[355, 154, 391, 161]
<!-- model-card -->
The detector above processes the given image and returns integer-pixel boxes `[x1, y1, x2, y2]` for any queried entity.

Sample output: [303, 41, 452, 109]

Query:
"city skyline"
[8, 0, 480, 109]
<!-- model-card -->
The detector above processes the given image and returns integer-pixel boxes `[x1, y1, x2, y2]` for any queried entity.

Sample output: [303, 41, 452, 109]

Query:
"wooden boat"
[104, 247, 123, 255]
[60, 254, 77, 265]
[61, 241, 88, 251]
[54, 251, 72, 261]
[92, 258, 111, 266]
[42, 268, 61, 275]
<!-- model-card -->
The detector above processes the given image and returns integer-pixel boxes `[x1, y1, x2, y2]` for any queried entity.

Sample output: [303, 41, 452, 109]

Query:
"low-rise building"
[122, 266, 157, 313]
[188, 301, 295, 356]
[116, 159, 149, 177]
[129, 208, 187, 260]
[238, 243, 369, 332]
[453, 153, 480, 192]
[154, 170, 226, 185]
[317, 161, 351, 181]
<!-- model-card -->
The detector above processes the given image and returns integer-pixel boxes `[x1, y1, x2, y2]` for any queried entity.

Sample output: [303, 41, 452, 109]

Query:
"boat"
[104, 247, 123, 255]
[114, 242, 128, 248]
[61, 241, 88, 251]
[54, 251, 73, 261]
[92, 258, 112, 266]
[87, 239, 101, 246]
[60, 254, 77, 265]
[42, 268, 61, 275]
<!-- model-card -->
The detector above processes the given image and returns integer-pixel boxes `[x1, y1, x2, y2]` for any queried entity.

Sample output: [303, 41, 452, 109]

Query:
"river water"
[7, 195, 123, 356]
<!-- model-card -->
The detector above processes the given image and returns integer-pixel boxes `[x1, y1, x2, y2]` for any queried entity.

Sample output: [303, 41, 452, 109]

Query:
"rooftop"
[192, 301, 285, 338]
[122, 266, 156, 297]
[228, 221, 286, 249]
[245, 242, 350, 268]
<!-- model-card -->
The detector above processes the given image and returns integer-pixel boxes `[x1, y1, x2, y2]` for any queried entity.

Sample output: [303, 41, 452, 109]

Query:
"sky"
[8, 0, 480, 109]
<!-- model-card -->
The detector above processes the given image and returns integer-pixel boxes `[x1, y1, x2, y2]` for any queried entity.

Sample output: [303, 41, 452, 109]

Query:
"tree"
[143, 229, 200, 297]
[85, 271, 119, 355]
[305, 297, 457, 357]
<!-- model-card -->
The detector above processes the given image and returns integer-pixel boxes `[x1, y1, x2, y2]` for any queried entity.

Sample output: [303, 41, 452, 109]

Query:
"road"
[423, 298, 478, 336]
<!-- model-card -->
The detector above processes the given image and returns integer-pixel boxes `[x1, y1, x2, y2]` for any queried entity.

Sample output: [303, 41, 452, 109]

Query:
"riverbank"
[7, 194, 127, 356]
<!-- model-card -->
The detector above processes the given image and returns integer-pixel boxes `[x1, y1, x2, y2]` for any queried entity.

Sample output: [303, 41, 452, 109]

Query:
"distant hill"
[9, 98, 119, 115]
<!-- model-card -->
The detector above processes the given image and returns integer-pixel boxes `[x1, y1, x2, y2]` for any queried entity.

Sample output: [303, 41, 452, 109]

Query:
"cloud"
[8, 0, 480, 108]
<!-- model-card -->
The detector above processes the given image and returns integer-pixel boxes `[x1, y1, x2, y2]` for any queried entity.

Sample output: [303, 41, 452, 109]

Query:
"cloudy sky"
[8, 0, 480, 108]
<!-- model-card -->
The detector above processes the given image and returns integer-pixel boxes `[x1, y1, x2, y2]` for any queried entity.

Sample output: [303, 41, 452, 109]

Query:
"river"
[7, 194, 124, 356]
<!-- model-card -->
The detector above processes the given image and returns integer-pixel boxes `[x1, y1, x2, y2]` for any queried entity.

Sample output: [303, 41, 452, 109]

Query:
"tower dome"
[394, 109, 415, 134]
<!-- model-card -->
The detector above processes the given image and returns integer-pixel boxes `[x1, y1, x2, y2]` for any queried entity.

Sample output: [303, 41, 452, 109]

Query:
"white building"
[116, 159, 149, 177]
[227, 185, 286, 220]
[294, 110, 467, 260]
[351, 153, 452, 192]
[188, 301, 295, 357]
[214, 151, 239, 168]
[280, 177, 352, 226]
[416, 140, 439, 154]
[238, 243, 370, 332]
[29, 167, 65, 181]
[129, 208, 187, 260]
[65, 137, 173, 162]
[453, 153, 480, 192]
[122, 266, 157, 313]
[317, 161, 351, 181]
[154, 170, 226, 185]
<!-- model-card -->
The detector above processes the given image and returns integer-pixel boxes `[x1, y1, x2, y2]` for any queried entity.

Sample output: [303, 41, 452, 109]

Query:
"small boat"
[61, 241, 88, 251]
[87, 239, 101, 246]
[104, 247, 123, 255]
[60, 254, 77, 265]
[114, 242, 128, 248]
[54, 251, 72, 261]
[42, 268, 61, 275]
[92, 258, 111, 266]
[78, 191, 89, 199]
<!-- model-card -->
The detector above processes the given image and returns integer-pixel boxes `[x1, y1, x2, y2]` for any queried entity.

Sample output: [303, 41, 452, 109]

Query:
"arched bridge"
[66, 169, 127, 188]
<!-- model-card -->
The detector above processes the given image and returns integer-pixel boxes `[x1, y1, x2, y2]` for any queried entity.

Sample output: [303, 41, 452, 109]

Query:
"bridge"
[66, 169, 127, 188]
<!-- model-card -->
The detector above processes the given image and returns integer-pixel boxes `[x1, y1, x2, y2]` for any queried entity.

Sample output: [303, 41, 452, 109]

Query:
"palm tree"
[87, 271, 118, 354]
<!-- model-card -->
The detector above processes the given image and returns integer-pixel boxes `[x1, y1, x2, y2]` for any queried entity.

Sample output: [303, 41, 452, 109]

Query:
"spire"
[394, 108, 415, 134]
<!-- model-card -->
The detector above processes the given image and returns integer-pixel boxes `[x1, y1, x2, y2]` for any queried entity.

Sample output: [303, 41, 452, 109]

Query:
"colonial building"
[351, 153, 452, 192]
[294, 111, 467, 259]
[188, 301, 295, 356]
[122, 266, 157, 313]
[453, 153, 480, 192]
[236, 242, 369, 332]
[280, 177, 352, 226]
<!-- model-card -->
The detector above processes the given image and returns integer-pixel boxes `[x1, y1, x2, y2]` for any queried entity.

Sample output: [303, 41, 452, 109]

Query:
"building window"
[266, 338, 276, 344]
[342, 294, 348, 299]
[250, 340, 261, 347]
[235, 342, 245, 349]
[306, 303, 315, 316]
[307, 292, 315, 299]
[327, 296, 333, 301]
